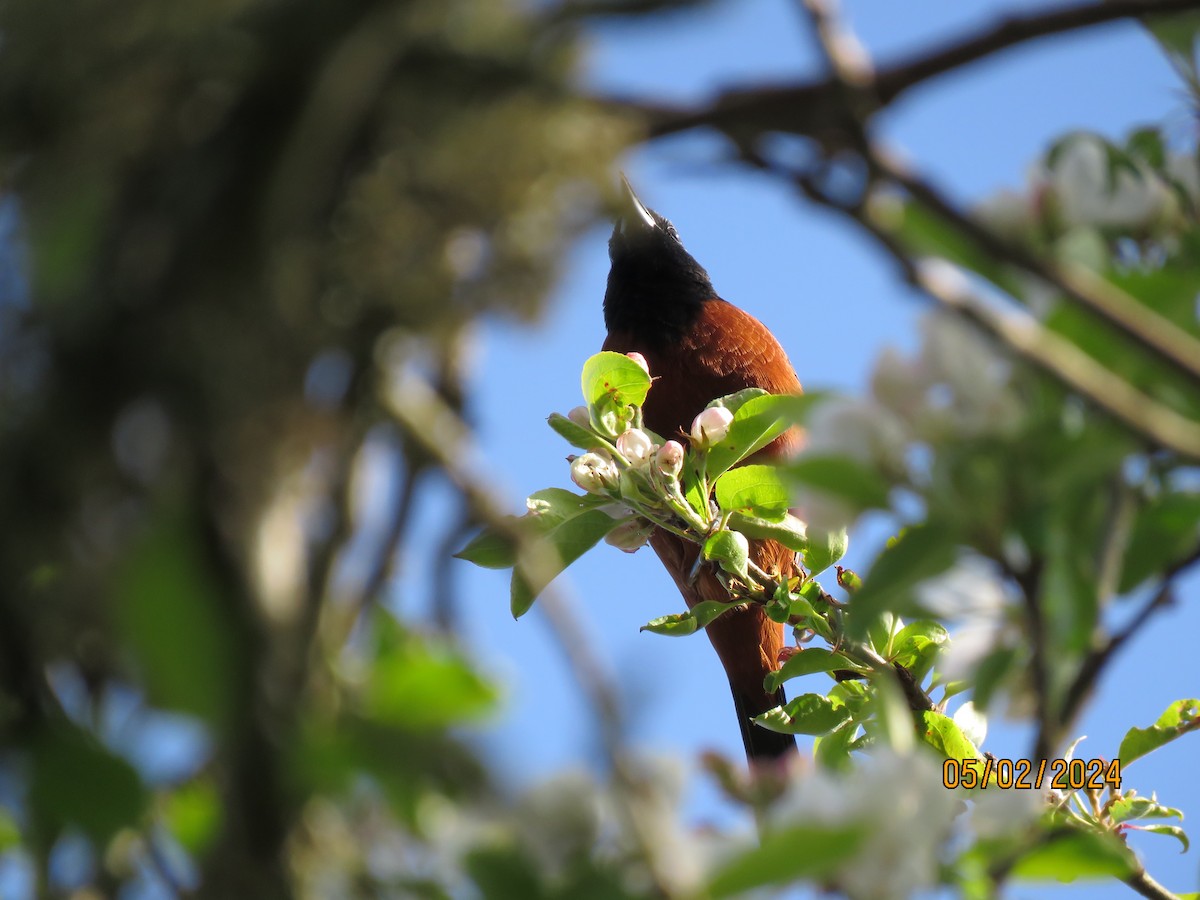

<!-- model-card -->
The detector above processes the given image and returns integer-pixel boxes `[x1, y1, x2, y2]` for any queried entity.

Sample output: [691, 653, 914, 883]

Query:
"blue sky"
[449, 1, 1200, 896]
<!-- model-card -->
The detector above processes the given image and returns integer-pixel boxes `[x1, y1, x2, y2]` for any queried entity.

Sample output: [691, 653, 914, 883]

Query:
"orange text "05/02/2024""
[941, 757, 1121, 790]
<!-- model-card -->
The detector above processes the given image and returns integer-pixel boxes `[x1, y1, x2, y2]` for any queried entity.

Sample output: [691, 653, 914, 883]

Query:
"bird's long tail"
[732, 683, 796, 761]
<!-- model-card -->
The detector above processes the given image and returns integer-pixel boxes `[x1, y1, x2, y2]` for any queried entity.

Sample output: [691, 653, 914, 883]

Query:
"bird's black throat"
[603, 215, 716, 349]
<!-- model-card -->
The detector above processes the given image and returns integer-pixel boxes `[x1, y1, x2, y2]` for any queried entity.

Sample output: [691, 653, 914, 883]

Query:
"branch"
[873, 152, 1200, 394]
[874, 0, 1200, 107]
[630, 0, 1200, 140]
[1056, 545, 1200, 742]
[1124, 866, 1183, 900]
[782, 154, 1200, 460]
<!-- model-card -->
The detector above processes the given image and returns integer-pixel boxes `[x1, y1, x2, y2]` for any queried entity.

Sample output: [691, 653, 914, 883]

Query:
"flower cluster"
[564, 353, 739, 553]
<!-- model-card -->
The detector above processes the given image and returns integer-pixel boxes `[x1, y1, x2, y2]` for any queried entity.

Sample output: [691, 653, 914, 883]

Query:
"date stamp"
[942, 757, 1121, 790]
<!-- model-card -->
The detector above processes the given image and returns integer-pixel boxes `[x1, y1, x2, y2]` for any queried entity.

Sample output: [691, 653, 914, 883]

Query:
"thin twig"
[631, 0, 1200, 140]
[1056, 545, 1200, 742]
[1011, 560, 1055, 763]
[1124, 866, 1182, 900]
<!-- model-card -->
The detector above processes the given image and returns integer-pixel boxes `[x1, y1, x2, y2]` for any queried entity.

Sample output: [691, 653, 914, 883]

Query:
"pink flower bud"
[604, 517, 655, 553]
[690, 406, 734, 450]
[570, 450, 619, 494]
[567, 405, 590, 427]
[656, 440, 684, 479]
[615, 428, 656, 467]
[626, 352, 651, 376]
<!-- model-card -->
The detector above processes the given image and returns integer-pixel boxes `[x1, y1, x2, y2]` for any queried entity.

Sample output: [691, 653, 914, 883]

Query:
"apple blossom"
[655, 440, 684, 479]
[569, 450, 618, 494]
[625, 351, 651, 376]
[615, 427, 656, 467]
[689, 406, 733, 450]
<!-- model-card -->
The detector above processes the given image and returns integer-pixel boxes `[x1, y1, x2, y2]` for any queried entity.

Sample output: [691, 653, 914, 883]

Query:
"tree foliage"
[1, 0, 1199, 898]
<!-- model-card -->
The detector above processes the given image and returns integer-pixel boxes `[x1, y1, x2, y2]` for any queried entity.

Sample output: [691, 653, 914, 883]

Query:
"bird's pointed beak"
[619, 173, 658, 232]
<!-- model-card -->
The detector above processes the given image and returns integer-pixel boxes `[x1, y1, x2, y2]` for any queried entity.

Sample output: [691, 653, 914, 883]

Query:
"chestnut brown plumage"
[601, 178, 801, 761]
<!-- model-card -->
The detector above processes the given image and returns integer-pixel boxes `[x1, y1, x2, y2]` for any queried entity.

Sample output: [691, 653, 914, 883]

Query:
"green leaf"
[786, 455, 892, 510]
[703, 529, 750, 580]
[706, 387, 769, 413]
[115, 510, 236, 728]
[0, 808, 20, 852]
[1010, 829, 1136, 882]
[813, 721, 858, 771]
[163, 779, 222, 854]
[524, 487, 613, 529]
[463, 846, 543, 900]
[708, 823, 864, 897]
[755, 693, 853, 736]
[365, 634, 499, 730]
[641, 600, 732, 636]
[1109, 795, 1184, 824]
[972, 645, 1018, 711]
[705, 393, 817, 480]
[1119, 698, 1200, 767]
[846, 523, 957, 640]
[728, 511, 808, 552]
[764, 648, 858, 693]
[891, 620, 949, 683]
[802, 526, 848, 576]
[1146, 11, 1200, 82]
[30, 725, 145, 844]
[1127, 126, 1166, 170]
[455, 527, 517, 569]
[510, 507, 619, 618]
[1130, 824, 1190, 853]
[547, 411, 606, 450]
[867, 610, 902, 660]
[714, 464, 791, 519]
[1119, 493, 1200, 592]
[919, 710, 983, 763]
[581, 351, 651, 411]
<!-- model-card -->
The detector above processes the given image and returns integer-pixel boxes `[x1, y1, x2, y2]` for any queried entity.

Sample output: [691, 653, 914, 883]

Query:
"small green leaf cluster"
[460, 350, 844, 629]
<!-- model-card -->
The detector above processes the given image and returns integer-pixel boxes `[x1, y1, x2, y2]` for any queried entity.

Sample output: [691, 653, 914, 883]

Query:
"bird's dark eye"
[665, 224, 680, 242]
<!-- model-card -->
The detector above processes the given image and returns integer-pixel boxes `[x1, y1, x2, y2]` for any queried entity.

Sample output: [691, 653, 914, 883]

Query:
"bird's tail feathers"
[732, 684, 797, 762]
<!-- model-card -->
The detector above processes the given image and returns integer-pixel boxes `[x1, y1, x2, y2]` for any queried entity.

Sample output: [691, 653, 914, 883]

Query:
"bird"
[601, 176, 802, 762]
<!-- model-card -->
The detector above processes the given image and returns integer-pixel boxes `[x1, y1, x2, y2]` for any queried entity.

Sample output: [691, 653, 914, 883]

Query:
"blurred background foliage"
[0, 0, 652, 895]
[2, 0, 1200, 897]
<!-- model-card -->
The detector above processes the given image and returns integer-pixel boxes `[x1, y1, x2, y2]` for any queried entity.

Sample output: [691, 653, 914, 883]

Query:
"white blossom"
[1040, 135, 1178, 233]
[973, 188, 1035, 241]
[768, 750, 959, 900]
[570, 450, 619, 494]
[916, 557, 1014, 685]
[803, 396, 909, 475]
[615, 427, 656, 468]
[689, 406, 734, 450]
[603, 516, 655, 553]
[655, 440, 684, 479]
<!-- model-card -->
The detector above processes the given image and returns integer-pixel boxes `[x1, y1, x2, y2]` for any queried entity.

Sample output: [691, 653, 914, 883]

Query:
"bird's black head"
[603, 177, 716, 347]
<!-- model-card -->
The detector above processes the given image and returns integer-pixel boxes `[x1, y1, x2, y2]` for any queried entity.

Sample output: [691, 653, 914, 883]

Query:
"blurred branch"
[1054, 544, 1200, 753]
[543, 0, 713, 23]
[378, 366, 683, 896]
[779, 153, 1200, 460]
[629, 0, 1200, 140]
[785, 0, 1200, 460]
[872, 151, 1200, 394]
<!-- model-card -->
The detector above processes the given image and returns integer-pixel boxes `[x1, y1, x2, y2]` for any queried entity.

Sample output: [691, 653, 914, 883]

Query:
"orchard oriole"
[602, 177, 801, 761]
